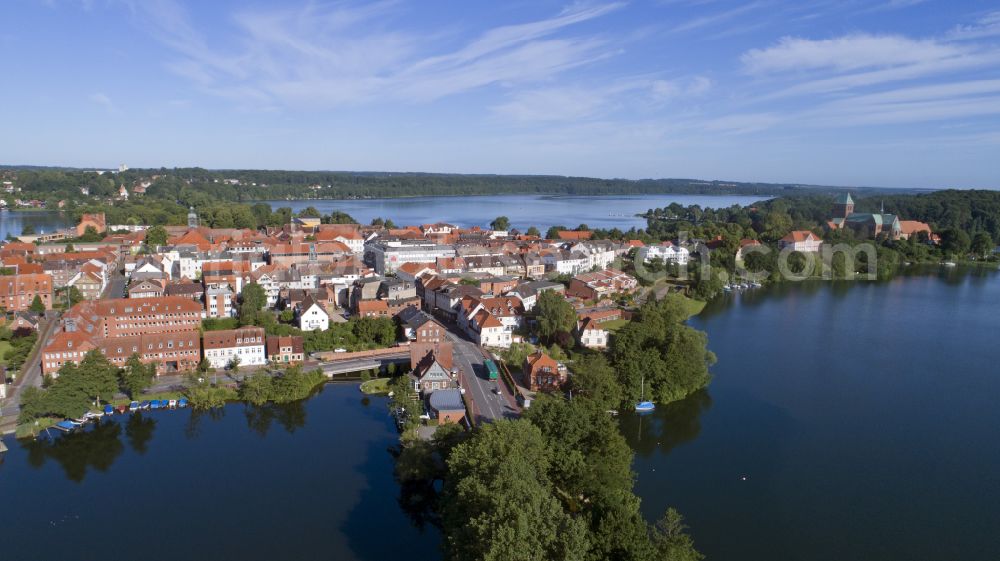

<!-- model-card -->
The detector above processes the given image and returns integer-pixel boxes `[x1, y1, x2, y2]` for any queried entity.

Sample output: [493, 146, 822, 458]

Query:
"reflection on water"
[17, 399, 317, 481]
[0, 210, 70, 240]
[23, 420, 126, 482]
[639, 266, 1000, 561]
[619, 390, 712, 457]
[244, 400, 308, 436]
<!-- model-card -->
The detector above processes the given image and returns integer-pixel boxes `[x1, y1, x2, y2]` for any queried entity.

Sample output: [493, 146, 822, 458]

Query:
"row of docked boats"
[54, 399, 188, 433]
[723, 281, 763, 292]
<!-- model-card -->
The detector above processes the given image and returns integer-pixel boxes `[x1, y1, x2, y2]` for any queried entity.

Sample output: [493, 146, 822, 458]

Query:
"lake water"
[0, 210, 70, 240]
[623, 266, 1000, 561]
[0, 196, 765, 239]
[262, 194, 764, 231]
[0, 385, 440, 561]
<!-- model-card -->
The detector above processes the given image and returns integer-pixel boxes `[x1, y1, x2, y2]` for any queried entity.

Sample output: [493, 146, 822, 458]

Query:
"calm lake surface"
[0, 385, 440, 561]
[623, 266, 1000, 561]
[262, 194, 764, 231]
[0, 210, 70, 240]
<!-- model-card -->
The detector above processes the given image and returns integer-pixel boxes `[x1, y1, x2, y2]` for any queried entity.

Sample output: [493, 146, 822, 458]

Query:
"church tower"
[832, 193, 854, 219]
[188, 206, 199, 228]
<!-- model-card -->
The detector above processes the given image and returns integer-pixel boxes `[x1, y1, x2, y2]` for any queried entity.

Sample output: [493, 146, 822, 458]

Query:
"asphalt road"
[446, 331, 519, 424]
[0, 314, 59, 426]
[102, 270, 126, 299]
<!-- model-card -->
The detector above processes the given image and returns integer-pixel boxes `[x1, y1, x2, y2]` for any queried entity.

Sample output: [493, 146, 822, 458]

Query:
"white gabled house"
[297, 295, 330, 332]
[575, 317, 608, 349]
[643, 242, 690, 265]
[468, 310, 511, 348]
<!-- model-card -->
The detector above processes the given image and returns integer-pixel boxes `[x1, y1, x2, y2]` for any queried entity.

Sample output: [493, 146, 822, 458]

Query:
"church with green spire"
[827, 193, 901, 239]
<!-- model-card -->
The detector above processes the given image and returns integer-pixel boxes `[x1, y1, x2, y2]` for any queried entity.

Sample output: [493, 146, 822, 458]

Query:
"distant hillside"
[0, 165, 931, 200]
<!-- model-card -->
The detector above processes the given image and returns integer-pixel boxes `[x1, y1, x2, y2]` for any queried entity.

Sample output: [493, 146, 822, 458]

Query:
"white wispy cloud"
[741, 34, 966, 75]
[947, 11, 1000, 40]
[669, 1, 769, 33]
[492, 75, 711, 122]
[88, 92, 116, 112]
[129, 0, 625, 109]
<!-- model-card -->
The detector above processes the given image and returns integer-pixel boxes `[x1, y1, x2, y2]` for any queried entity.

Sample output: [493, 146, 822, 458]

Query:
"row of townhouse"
[42, 295, 306, 375]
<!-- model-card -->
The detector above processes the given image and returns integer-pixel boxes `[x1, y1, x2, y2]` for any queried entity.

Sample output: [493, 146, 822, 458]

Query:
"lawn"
[0, 340, 11, 366]
[601, 319, 630, 332]
[681, 297, 707, 318]
[360, 377, 391, 395]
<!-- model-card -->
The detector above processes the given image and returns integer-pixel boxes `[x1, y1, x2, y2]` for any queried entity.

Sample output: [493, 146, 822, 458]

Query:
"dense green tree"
[567, 353, 622, 411]
[611, 295, 714, 407]
[441, 420, 590, 561]
[971, 232, 994, 259]
[145, 225, 169, 247]
[239, 372, 274, 406]
[940, 228, 971, 257]
[18, 385, 46, 423]
[536, 290, 576, 342]
[490, 216, 510, 231]
[78, 225, 103, 242]
[118, 353, 155, 398]
[297, 206, 321, 218]
[546, 225, 566, 240]
[239, 282, 267, 326]
[29, 295, 46, 313]
[526, 226, 541, 237]
[651, 509, 704, 561]
[21, 225, 35, 235]
[75, 349, 120, 404]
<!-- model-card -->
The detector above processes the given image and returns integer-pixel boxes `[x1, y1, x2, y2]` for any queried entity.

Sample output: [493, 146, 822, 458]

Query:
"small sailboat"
[635, 374, 655, 413]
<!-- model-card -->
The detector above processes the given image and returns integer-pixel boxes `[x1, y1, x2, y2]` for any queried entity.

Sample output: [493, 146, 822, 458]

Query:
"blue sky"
[2, 0, 999, 189]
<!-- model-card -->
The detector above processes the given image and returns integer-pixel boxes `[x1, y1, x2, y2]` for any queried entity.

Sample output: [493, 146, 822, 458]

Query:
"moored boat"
[103, 404, 115, 415]
[129, 401, 139, 411]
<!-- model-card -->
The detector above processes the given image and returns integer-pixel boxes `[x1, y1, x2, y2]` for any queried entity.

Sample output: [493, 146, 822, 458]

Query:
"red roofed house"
[898, 220, 934, 241]
[555, 230, 593, 241]
[0, 273, 53, 311]
[779, 231, 823, 252]
[523, 350, 567, 392]
[357, 299, 390, 318]
[266, 335, 305, 364]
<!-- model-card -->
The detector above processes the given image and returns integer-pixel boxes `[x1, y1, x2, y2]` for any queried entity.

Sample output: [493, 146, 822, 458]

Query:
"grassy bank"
[360, 377, 391, 395]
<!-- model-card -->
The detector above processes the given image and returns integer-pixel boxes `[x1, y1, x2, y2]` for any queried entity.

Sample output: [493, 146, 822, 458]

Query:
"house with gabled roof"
[575, 316, 608, 349]
[779, 231, 823, 252]
[297, 295, 329, 331]
[523, 350, 567, 392]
